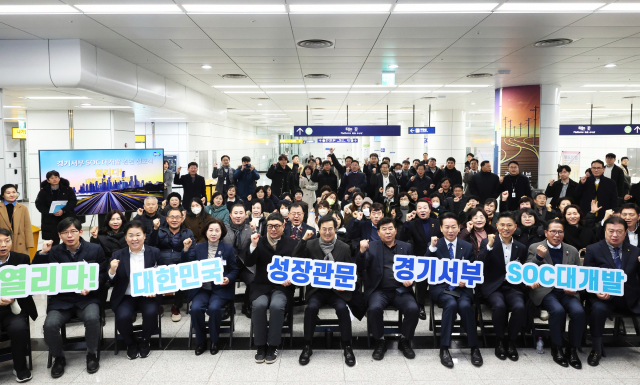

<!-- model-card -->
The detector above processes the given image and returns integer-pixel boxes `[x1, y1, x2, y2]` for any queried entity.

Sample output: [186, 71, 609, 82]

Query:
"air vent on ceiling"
[624, 96, 638, 99]
[498, 69, 511, 75]
[309, 97, 326, 100]
[221, 74, 247, 79]
[534, 38, 573, 48]
[305, 74, 330, 79]
[467, 73, 493, 78]
[297, 39, 334, 49]
[251, 97, 270, 100]
[312, 107, 325, 109]
[421, 96, 437, 99]
[226, 107, 236, 110]
[560, 97, 568, 99]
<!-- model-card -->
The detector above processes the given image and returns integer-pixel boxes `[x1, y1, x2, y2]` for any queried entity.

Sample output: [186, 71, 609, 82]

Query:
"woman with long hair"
[183, 198, 213, 244]
[0, 184, 33, 254]
[513, 208, 545, 248]
[561, 204, 597, 253]
[89, 209, 128, 260]
[457, 208, 497, 257]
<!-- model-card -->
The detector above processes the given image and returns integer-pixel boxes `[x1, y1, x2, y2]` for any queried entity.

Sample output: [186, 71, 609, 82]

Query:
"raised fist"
[546, 204, 552, 212]
[466, 221, 474, 232]
[359, 239, 370, 253]
[355, 211, 364, 221]
[430, 236, 438, 248]
[344, 206, 351, 215]
[604, 209, 614, 221]
[247, 195, 252, 201]
[214, 162, 218, 168]
[454, 197, 460, 202]
[344, 194, 349, 201]
[430, 184, 435, 189]
[625, 194, 633, 201]
[405, 211, 416, 222]
[272, 162, 277, 167]
[580, 176, 587, 184]
[501, 191, 509, 201]
[153, 218, 161, 230]
[251, 232, 261, 247]
[487, 234, 496, 247]
[438, 188, 444, 194]
[161, 200, 167, 208]
[41, 240, 53, 254]
[303, 229, 315, 240]
[183, 238, 193, 251]
[372, 168, 377, 174]
[537, 244, 548, 258]
[549, 179, 555, 186]
[110, 259, 119, 274]
[499, 176, 504, 184]
[464, 202, 473, 211]
[379, 187, 383, 193]
[410, 176, 416, 181]
[90, 226, 98, 239]
[177, 166, 182, 174]
[137, 208, 144, 216]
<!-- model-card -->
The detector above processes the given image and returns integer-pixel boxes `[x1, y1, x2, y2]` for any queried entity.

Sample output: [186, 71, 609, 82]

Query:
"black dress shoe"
[440, 348, 454, 368]
[418, 305, 427, 320]
[299, 344, 313, 365]
[50, 357, 66, 378]
[222, 304, 230, 320]
[551, 345, 568, 367]
[507, 340, 519, 362]
[343, 346, 356, 367]
[210, 342, 219, 355]
[587, 350, 601, 367]
[566, 347, 582, 369]
[470, 348, 483, 367]
[494, 340, 507, 360]
[398, 338, 416, 359]
[195, 343, 206, 356]
[372, 339, 387, 361]
[86, 353, 99, 374]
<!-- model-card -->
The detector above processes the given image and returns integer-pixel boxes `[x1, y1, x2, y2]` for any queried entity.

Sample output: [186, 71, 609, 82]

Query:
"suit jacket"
[222, 222, 254, 273]
[33, 239, 108, 312]
[0, 202, 33, 255]
[425, 238, 475, 299]
[624, 183, 640, 207]
[0, 252, 38, 321]
[109, 246, 161, 310]
[212, 166, 235, 193]
[444, 196, 467, 214]
[338, 172, 367, 199]
[184, 241, 238, 303]
[573, 175, 619, 219]
[292, 238, 353, 301]
[584, 240, 640, 313]
[468, 171, 501, 203]
[173, 173, 207, 207]
[526, 240, 581, 306]
[425, 168, 444, 187]
[500, 173, 533, 211]
[476, 237, 527, 298]
[463, 170, 479, 193]
[545, 179, 578, 209]
[245, 235, 298, 302]
[371, 173, 399, 202]
[355, 240, 413, 301]
[284, 221, 317, 241]
[400, 217, 442, 257]
[610, 164, 627, 197]
[348, 219, 377, 247]
[405, 174, 433, 199]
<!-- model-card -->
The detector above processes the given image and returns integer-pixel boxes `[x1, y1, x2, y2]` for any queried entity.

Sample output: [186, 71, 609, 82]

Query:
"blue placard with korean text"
[317, 138, 359, 143]
[293, 126, 401, 137]
[408, 127, 436, 134]
[267, 256, 357, 291]
[559, 124, 640, 136]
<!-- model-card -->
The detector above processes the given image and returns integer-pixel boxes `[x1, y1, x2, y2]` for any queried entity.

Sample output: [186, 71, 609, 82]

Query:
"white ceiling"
[2, 1, 640, 129]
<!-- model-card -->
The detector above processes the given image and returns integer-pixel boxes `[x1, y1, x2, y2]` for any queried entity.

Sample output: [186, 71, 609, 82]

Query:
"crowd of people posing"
[0, 150, 639, 383]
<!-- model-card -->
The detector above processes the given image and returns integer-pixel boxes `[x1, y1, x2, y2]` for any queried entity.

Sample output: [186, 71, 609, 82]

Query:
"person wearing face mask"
[108, 221, 162, 361]
[401, 199, 443, 320]
[205, 192, 230, 226]
[561, 204, 596, 252]
[187, 218, 238, 356]
[324, 192, 340, 211]
[0, 184, 33, 254]
[278, 201, 290, 224]
[183, 198, 213, 244]
[428, 195, 445, 218]
[457, 208, 497, 258]
[513, 208, 545, 249]
[360, 201, 373, 220]
[89, 210, 128, 260]
[397, 193, 415, 222]
[574, 160, 618, 219]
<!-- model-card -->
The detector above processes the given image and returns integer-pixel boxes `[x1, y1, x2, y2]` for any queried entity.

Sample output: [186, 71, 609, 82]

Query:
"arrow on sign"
[296, 128, 303, 135]
[409, 128, 415, 133]
[636, 126, 640, 133]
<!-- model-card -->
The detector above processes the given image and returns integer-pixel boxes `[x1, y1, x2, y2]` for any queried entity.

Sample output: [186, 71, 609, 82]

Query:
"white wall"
[3, 122, 24, 193]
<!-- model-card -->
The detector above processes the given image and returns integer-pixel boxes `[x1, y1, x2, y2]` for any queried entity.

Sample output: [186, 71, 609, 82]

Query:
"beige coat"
[0, 201, 34, 254]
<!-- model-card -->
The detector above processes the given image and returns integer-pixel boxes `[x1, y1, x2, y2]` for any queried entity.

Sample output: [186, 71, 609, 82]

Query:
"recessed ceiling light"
[582, 84, 627, 87]
[257, 103, 263, 106]
[0, 5, 78, 14]
[24, 96, 89, 100]
[534, 38, 574, 47]
[79, 106, 131, 109]
[605, 63, 617, 68]
[497, 3, 604, 12]
[394, 3, 498, 13]
[75, 4, 182, 14]
[213, 85, 258, 88]
[357, 104, 361, 105]
[388, 64, 399, 69]
[289, 4, 391, 13]
[183, 4, 286, 13]
[2, 106, 26, 108]
[471, 103, 476, 105]
[297, 40, 334, 49]
[599, 3, 640, 11]
[80, 103, 92, 106]
[201, 64, 212, 69]
[446, 85, 490, 88]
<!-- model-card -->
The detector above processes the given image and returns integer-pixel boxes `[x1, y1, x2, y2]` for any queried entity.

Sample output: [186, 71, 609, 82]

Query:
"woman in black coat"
[90, 210, 128, 260]
[561, 204, 597, 253]
[34, 172, 78, 245]
[513, 208, 545, 249]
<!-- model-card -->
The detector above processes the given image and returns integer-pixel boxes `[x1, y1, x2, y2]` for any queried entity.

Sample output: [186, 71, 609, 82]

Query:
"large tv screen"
[39, 149, 164, 215]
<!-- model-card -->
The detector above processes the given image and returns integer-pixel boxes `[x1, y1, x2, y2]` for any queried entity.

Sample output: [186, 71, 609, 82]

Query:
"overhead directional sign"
[559, 124, 640, 136]
[293, 125, 401, 137]
[317, 138, 358, 143]
[279, 139, 303, 144]
[408, 127, 436, 134]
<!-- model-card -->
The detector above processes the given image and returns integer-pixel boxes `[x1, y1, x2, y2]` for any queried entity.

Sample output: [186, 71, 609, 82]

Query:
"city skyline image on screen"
[39, 149, 164, 215]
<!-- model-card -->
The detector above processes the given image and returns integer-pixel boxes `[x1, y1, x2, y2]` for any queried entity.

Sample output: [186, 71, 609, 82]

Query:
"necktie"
[614, 247, 622, 269]
[448, 243, 455, 290]
[292, 226, 299, 239]
[594, 182, 600, 217]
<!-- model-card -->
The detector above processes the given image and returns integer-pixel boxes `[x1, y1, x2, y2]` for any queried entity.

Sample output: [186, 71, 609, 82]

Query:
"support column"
[429, 109, 466, 168]
[360, 136, 370, 163]
[380, 132, 396, 161]
[538, 84, 561, 189]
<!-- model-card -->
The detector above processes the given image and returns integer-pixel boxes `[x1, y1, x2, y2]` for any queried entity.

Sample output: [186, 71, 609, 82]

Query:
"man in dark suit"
[584, 216, 640, 367]
[267, 155, 292, 198]
[0, 228, 38, 382]
[623, 182, 640, 208]
[348, 202, 385, 248]
[338, 160, 368, 201]
[311, 160, 338, 197]
[427, 212, 483, 368]
[442, 157, 463, 186]
[500, 161, 532, 211]
[371, 162, 399, 202]
[363, 153, 382, 198]
[283, 203, 317, 241]
[469, 160, 501, 203]
[406, 164, 434, 199]
[425, 158, 444, 188]
[293, 216, 356, 367]
[444, 185, 468, 214]
[223, 203, 255, 318]
[34, 218, 108, 378]
[545, 165, 578, 210]
[356, 217, 419, 361]
[401, 199, 442, 320]
[173, 162, 207, 208]
[605, 153, 628, 200]
[463, 158, 479, 194]
[477, 212, 527, 361]
[574, 160, 619, 219]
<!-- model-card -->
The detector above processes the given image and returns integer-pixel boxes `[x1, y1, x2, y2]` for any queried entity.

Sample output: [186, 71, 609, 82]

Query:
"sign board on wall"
[12, 127, 26, 139]
[559, 124, 640, 136]
[561, 151, 580, 182]
[293, 126, 401, 137]
[408, 127, 435, 134]
[280, 139, 303, 144]
[317, 138, 359, 143]
[164, 155, 178, 174]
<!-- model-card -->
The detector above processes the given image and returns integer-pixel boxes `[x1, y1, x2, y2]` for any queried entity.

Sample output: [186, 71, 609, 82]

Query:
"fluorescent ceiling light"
[2, 106, 25, 108]
[397, 85, 443, 88]
[183, 4, 286, 13]
[146, 117, 187, 120]
[307, 91, 349, 94]
[604, 63, 617, 68]
[79, 106, 131, 109]
[213, 86, 259, 88]
[496, 2, 604, 12]
[445, 85, 490, 88]
[261, 85, 305, 88]
[600, 3, 640, 11]
[435, 90, 472, 93]
[80, 103, 92, 106]
[24, 96, 89, 100]
[223, 92, 267, 94]
[289, 4, 392, 13]
[600, 90, 640, 93]
[582, 84, 627, 87]
[390, 91, 433, 93]
[0, 5, 79, 14]
[388, 64, 399, 69]
[560, 90, 597, 93]
[201, 65, 212, 69]
[263, 114, 287, 116]
[351, 85, 395, 88]
[394, 3, 498, 13]
[348, 91, 391, 94]
[75, 4, 182, 13]
[264, 91, 307, 94]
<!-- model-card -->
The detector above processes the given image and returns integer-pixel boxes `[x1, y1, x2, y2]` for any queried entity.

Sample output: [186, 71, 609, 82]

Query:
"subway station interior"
[2, 1, 640, 384]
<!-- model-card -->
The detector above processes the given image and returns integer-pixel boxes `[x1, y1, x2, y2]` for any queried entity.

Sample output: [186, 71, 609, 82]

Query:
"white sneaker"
[171, 305, 182, 322]
[539, 310, 549, 321]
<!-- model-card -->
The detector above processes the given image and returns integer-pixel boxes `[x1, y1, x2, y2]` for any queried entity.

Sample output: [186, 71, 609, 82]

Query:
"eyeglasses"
[320, 228, 335, 233]
[607, 229, 625, 235]
[0, 239, 11, 245]
[290, 212, 303, 217]
[267, 224, 282, 230]
[591, 167, 603, 170]
[168, 216, 182, 220]
[547, 230, 564, 235]
[60, 230, 79, 236]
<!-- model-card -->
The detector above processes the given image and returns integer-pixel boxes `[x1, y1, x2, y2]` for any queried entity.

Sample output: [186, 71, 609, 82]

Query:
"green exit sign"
[382, 71, 395, 86]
